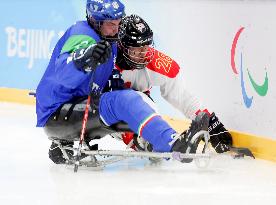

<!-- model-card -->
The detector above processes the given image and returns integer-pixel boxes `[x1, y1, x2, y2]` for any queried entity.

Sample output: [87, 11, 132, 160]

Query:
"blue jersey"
[36, 21, 117, 127]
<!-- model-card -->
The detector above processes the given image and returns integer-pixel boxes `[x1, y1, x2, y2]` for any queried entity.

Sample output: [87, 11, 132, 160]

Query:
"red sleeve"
[146, 49, 180, 78]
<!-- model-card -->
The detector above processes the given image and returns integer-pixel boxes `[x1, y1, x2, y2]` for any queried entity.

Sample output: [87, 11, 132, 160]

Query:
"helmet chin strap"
[87, 15, 101, 33]
[87, 16, 119, 43]
[101, 34, 119, 42]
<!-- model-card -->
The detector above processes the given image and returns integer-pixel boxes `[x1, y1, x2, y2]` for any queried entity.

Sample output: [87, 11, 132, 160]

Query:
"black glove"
[89, 90, 101, 116]
[72, 40, 112, 72]
[48, 141, 74, 164]
[103, 69, 125, 92]
[208, 112, 233, 153]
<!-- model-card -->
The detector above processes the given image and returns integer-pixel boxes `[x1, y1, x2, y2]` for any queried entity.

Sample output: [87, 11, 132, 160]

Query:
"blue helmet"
[86, 0, 125, 22]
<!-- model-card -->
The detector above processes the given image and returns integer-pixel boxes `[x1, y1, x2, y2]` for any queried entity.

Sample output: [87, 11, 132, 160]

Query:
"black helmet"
[117, 14, 154, 70]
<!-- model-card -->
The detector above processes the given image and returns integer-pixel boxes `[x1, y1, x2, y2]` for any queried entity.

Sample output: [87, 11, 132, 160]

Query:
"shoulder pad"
[146, 49, 180, 78]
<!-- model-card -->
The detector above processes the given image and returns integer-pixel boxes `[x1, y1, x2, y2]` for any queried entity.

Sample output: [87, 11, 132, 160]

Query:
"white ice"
[0, 103, 276, 205]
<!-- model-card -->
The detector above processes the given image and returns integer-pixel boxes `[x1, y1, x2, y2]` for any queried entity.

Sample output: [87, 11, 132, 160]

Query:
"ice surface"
[0, 102, 276, 205]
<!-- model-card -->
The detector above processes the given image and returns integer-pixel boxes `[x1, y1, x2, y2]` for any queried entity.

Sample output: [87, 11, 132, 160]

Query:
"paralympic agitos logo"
[231, 27, 269, 108]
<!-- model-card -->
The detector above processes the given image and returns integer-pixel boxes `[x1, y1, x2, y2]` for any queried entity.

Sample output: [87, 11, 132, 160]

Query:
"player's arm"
[54, 35, 111, 88]
[147, 50, 233, 153]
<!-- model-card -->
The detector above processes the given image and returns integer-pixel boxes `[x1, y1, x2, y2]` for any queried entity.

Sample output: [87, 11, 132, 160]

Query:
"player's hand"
[73, 40, 112, 72]
[208, 112, 233, 153]
[91, 40, 112, 65]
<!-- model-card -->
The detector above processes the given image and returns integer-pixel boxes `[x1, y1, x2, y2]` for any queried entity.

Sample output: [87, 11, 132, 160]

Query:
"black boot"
[48, 140, 74, 164]
[171, 112, 209, 163]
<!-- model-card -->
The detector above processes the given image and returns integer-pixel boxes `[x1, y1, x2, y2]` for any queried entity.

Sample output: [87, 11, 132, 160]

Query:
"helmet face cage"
[119, 42, 155, 70]
[118, 15, 154, 70]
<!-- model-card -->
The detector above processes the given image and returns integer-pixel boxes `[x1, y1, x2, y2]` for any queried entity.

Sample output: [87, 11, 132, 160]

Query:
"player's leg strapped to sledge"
[44, 96, 129, 164]
[100, 89, 210, 162]
[45, 89, 209, 164]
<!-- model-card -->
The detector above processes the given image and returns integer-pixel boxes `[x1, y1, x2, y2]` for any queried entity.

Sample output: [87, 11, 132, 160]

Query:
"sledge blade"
[230, 146, 255, 159]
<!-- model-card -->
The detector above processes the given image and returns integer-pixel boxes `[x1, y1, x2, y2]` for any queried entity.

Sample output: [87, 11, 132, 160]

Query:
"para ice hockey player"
[35, 0, 210, 165]
[113, 14, 232, 154]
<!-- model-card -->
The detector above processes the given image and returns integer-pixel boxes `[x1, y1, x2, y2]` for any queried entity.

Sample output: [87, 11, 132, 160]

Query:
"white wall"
[125, 0, 276, 139]
[1, 0, 275, 140]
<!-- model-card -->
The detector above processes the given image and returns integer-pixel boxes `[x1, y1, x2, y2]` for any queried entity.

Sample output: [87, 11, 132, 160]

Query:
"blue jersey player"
[36, 0, 210, 165]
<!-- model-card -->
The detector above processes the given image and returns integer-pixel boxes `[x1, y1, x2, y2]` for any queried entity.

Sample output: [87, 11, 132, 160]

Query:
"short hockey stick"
[74, 95, 91, 172]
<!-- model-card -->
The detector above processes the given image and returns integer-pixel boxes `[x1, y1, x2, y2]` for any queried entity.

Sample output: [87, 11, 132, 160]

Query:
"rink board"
[0, 88, 35, 105]
[1, 87, 275, 163]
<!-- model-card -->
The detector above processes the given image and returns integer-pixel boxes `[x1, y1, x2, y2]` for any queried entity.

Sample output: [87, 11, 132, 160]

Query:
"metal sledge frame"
[54, 130, 255, 171]
[57, 131, 211, 170]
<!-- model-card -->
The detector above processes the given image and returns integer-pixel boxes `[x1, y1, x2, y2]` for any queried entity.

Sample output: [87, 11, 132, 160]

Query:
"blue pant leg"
[99, 90, 176, 152]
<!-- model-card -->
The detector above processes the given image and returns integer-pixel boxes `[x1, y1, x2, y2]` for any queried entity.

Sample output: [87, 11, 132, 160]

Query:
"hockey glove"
[208, 112, 233, 153]
[72, 40, 112, 72]
[90, 89, 101, 114]
[103, 69, 125, 92]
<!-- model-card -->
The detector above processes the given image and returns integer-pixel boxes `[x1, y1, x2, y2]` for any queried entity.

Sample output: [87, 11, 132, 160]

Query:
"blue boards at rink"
[0, 0, 86, 90]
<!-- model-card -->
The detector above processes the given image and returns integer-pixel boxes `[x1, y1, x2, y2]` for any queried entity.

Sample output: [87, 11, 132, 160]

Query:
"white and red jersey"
[116, 49, 202, 120]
